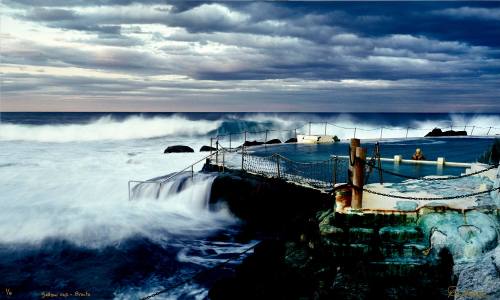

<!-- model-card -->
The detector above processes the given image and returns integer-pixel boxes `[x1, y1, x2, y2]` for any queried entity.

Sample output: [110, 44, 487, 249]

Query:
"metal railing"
[128, 146, 233, 201]
[210, 121, 500, 146]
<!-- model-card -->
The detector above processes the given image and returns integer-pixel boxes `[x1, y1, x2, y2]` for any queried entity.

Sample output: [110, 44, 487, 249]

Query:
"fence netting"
[242, 153, 348, 190]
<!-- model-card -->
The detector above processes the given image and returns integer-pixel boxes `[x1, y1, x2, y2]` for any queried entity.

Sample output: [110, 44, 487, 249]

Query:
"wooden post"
[351, 146, 366, 209]
[348, 138, 360, 184]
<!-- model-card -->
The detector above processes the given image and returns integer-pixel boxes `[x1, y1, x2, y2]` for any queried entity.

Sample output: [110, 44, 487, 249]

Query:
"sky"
[1, 1, 499, 112]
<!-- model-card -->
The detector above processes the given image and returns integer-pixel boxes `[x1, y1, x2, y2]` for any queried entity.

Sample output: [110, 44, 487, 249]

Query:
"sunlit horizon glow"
[1, 1, 499, 112]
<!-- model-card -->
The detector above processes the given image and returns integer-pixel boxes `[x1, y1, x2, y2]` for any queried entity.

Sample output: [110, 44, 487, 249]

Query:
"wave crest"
[0, 115, 222, 142]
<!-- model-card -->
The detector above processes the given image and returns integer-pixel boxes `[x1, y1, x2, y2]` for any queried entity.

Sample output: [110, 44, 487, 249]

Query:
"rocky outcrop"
[200, 145, 217, 152]
[285, 138, 297, 143]
[163, 145, 194, 153]
[455, 246, 500, 300]
[425, 128, 467, 137]
[265, 139, 281, 144]
[242, 140, 264, 147]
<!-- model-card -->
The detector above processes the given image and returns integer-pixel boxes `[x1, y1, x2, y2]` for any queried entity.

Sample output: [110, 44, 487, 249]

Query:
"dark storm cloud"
[2, 1, 499, 111]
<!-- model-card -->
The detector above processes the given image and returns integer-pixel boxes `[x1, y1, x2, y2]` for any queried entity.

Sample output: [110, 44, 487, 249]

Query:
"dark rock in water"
[242, 140, 264, 147]
[478, 139, 499, 165]
[163, 145, 194, 153]
[425, 128, 467, 137]
[265, 139, 281, 144]
[200, 145, 217, 152]
[285, 138, 297, 143]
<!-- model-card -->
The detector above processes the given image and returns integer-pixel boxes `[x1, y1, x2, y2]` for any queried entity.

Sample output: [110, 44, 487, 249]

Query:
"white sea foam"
[0, 115, 221, 142]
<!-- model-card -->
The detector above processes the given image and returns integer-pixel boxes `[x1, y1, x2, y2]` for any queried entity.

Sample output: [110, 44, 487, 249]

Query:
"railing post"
[332, 156, 338, 187]
[216, 141, 219, 165]
[294, 128, 297, 139]
[191, 165, 194, 180]
[128, 181, 131, 201]
[222, 149, 225, 172]
[244, 131, 247, 144]
[351, 146, 366, 209]
[379, 127, 383, 140]
[229, 133, 232, 149]
[353, 127, 357, 138]
[487, 127, 492, 136]
[241, 146, 245, 170]
[470, 126, 475, 136]
[309, 122, 311, 135]
[210, 138, 213, 155]
[276, 155, 281, 178]
[324, 122, 327, 135]
[265, 129, 268, 148]
[406, 127, 409, 139]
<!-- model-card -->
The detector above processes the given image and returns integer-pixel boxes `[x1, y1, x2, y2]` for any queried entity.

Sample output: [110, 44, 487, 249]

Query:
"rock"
[477, 139, 500, 165]
[242, 140, 264, 147]
[265, 139, 281, 144]
[425, 128, 467, 137]
[455, 246, 500, 300]
[285, 138, 297, 143]
[163, 145, 194, 153]
[199, 145, 217, 152]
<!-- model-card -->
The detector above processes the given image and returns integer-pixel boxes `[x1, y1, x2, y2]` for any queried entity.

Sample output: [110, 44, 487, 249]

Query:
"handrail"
[128, 148, 227, 201]
[211, 121, 499, 140]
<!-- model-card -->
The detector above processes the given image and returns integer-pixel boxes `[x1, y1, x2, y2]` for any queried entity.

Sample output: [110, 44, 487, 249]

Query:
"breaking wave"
[0, 115, 222, 142]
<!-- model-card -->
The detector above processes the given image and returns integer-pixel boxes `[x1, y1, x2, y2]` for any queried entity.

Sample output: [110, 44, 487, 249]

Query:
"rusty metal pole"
[351, 146, 366, 209]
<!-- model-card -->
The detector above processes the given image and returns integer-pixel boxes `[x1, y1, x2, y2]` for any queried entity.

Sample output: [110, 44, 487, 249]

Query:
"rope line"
[362, 160, 499, 181]
[362, 186, 499, 201]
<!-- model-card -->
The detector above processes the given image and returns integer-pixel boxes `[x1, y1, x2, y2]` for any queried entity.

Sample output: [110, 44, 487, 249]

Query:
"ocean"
[0, 112, 499, 299]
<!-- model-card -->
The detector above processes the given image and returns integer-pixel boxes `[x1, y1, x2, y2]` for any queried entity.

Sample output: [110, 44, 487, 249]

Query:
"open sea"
[0, 112, 499, 299]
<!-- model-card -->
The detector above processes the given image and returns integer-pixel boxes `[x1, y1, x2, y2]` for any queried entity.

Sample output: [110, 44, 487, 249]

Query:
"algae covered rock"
[455, 246, 500, 300]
